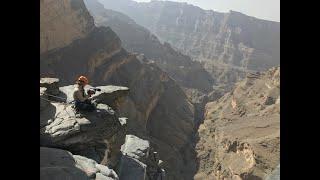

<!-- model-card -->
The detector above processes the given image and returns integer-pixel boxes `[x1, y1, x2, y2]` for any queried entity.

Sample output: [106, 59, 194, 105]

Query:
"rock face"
[117, 135, 165, 180]
[40, 0, 195, 179]
[40, 147, 119, 180]
[203, 61, 253, 90]
[100, 59, 194, 179]
[40, 26, 122, 85]
[99, 0, 280, 72]
[84, 0, 214, 93]
[40, 84, 128, 168]
[40, 0, 94, 53]
[194, 66, 280, 179]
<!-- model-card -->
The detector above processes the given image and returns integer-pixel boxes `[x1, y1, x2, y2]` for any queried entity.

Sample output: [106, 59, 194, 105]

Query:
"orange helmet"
[78, 76, 88, 84]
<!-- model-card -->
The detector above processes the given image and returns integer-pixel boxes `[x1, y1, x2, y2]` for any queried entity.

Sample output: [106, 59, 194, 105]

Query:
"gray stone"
[92, 86, 129, 114]
[40, 147, 118, 180]
[40, 147, 88, 180]
[118, 135, 165, 180]
[74, 155, 99, 178]
[118, 156, 146, 180]
[95, 165, 119, 180]
[121, 135, 150, 162]
[95, 173, 113, 180]
[40, 77, 60, 96]
[96, 164, 111, 176]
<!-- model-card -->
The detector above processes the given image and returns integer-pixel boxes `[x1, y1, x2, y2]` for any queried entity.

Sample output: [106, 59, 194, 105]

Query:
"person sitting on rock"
[73, 76, 96, 112]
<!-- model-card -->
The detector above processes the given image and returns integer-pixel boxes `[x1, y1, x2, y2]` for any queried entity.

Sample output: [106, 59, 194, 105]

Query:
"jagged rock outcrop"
[194, 66, 280, 179]
[40, 0, 195, 179]
[99, 0, 280, 72]
[40, 0, 94, 53]
[84, 0, 214, 93]
[40, 77, 60, 95]
[59, 85, 129, 116]
[40, 147, 119, 180]
[117, 135, 165, 180]
[40, 84, 128, 168]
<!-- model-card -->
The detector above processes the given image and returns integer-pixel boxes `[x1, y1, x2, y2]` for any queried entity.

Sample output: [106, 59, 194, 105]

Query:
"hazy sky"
[134, 0, 280, 22]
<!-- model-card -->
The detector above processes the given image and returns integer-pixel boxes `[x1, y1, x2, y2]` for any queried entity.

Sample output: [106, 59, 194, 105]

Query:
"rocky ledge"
[40, 78, 129, 168]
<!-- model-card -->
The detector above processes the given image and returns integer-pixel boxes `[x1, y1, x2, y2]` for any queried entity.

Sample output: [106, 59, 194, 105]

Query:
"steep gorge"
[40, 0, 280, 179]
[83, 0, 228, 127]
[89, 0, 274, 128]
[84, 0, 215, 94]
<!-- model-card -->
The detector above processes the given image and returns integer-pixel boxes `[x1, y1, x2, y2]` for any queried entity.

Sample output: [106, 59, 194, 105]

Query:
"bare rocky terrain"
[40, 0, 280, 179]
[194, 66, 280, 179]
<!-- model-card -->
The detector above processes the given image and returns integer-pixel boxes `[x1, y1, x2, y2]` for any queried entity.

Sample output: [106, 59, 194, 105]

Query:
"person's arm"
[74, 90, 90, 102]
